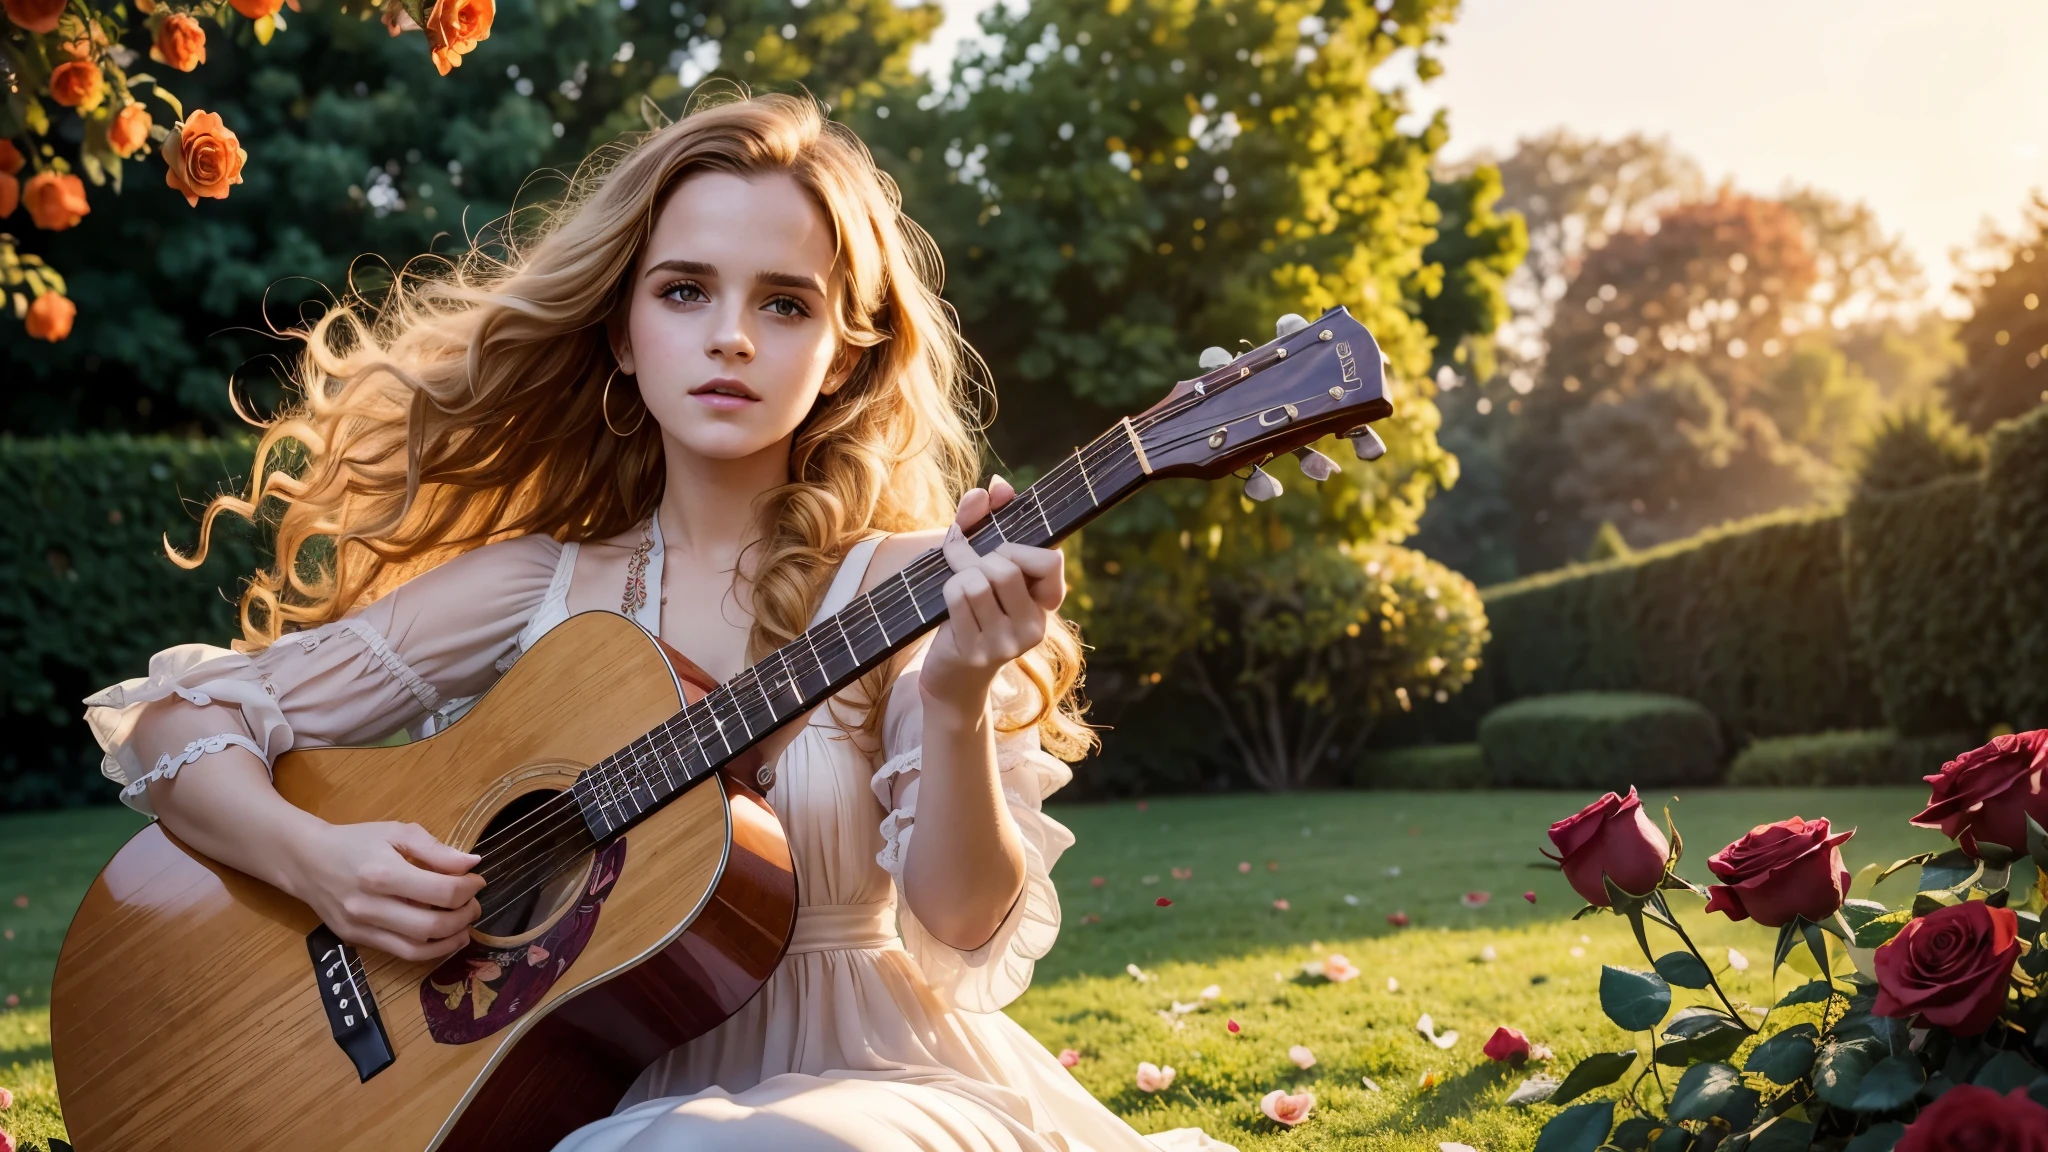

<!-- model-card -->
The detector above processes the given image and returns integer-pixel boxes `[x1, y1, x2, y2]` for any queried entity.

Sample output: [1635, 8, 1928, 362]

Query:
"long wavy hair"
[180, 92, 1092, 758]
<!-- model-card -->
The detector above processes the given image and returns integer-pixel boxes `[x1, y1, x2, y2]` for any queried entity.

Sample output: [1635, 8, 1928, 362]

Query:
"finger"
[360, 895, 476, 943]
[941, 520, 980, 575]
[957, 568, 1001, 636]
[977, 551, 1038, 625]
[352, 922, 470, 964]
[366, 857, 485, 910]
[392, 823, 481, 876]
[997, 543, 1067, 610]
[986, 474, 1015, 510]
[956, 485, 990, 528]
[943, 570, 989, 635]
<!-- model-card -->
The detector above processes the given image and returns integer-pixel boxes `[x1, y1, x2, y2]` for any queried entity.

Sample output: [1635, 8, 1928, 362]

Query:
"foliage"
[1982, 406, 2048, 728]
[1852, 401, 1985, 496]
[2, 0, 938, 433]
[1475, 692, 1723, 790]
[0, 435, 263, 809]
[1843, 475, 2008, 734]
[1942, 192, 2048, 431]
[1085, 538, 1486, 792]
[1480, 507, 1881, 745]
[1535, 793, 2048, 1152]
[1726, 730, 1977, 788]
[1351, 742, 1486, 790]
[1582, 521, 1631, 563]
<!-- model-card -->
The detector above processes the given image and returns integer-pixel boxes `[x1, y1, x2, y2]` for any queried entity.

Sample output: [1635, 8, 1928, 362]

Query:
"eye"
[763, 294, 810, 319]
[659, 279, 707, 304]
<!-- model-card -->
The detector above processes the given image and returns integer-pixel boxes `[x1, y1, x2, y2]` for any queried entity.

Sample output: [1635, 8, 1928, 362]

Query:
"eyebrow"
[645, 258, 826, 296]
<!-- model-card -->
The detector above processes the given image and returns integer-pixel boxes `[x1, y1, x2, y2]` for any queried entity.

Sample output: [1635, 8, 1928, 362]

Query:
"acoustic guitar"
[50, 306, 1393, 1151]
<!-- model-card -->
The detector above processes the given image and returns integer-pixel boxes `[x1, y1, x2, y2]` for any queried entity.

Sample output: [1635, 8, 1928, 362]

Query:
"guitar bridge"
[306, 925, 395, 1082]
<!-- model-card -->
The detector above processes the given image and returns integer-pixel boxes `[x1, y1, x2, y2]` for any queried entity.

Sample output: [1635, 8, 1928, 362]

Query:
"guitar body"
[51, 612, 798, 1152]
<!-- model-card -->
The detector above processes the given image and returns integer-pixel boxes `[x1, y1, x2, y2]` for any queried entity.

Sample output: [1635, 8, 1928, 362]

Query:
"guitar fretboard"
[564, 420, 1152, 840]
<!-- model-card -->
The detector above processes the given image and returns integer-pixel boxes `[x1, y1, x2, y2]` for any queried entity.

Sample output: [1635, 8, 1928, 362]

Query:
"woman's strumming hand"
[281, 820, 486, 962]
[921, 476, 1065, 720]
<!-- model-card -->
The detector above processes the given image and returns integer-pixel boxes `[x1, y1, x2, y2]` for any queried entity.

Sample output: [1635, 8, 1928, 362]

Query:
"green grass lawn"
[0, 789, 1960, 1151]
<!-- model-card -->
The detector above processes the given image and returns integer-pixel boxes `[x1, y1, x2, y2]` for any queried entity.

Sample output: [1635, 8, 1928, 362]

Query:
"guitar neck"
[565, 419, 1158, 840]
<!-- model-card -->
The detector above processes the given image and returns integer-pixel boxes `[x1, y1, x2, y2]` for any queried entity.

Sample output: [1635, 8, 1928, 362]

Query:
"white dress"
[84, 528, 1233, 1152]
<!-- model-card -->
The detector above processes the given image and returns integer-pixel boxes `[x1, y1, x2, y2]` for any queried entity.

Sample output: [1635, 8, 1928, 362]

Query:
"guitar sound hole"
[472, 789, 594, 943]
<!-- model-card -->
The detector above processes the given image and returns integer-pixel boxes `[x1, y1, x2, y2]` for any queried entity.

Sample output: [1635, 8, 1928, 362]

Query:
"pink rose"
[1547, 788, 1670, 905]
[1058, 1048, 1080, 1068]
[1701, 816, 1853, 928]
[1134, 1062, 1175, 1092]
[1260, 1089, 1315, 1127]
[1483, 1026, 1532, 1064]
[1874, 901, 2021, 1037]
[1911, 731, 2048, 858]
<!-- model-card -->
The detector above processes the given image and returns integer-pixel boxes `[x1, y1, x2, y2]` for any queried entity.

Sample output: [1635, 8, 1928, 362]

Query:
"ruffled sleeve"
[868, 646, 1076, 1013]
[84, 533, 564, 816]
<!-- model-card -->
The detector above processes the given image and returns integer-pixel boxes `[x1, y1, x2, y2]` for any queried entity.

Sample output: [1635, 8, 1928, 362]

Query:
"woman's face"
[618, 169, 845, 464]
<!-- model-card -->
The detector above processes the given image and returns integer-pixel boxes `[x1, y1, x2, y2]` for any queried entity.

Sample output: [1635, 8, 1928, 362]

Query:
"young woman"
[84, 95, 1233, 1151]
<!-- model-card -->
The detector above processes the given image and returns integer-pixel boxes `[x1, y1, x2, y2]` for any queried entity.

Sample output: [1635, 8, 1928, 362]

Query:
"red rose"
[1911, 730, 2048, 857]
[1482, 1026, 1531, 1064]
[1894, 1083, 2048, 1152]
[1546, 787, 1670, 906]
[1873, 901, 2021, 1036]
[1700, 816, 1853, 928]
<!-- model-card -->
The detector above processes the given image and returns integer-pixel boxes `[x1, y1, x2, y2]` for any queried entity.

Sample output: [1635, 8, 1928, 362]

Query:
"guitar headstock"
[1132, 306, 1393, 486]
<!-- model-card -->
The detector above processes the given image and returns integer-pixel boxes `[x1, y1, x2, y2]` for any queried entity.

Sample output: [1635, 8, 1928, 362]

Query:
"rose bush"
[1545, 787, 1671, 905]
[1873, 900, 2022, 1035]
[1700, 815, 1853, 927]
[1893, 1084, 2048, 1152]
[1911, 729, 2048, 857]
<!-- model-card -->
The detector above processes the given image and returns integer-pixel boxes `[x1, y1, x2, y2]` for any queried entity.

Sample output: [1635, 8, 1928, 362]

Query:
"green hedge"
[1983, 407, 2048, 727]
[1353, 744, 1489, 790]
[1726, 729, 1976, 788]
[1480, 509, 1881, 745]
[1, 436, 260, 809]
[1843, 475, 2009, 735]
[1476, 692, 1724, 790]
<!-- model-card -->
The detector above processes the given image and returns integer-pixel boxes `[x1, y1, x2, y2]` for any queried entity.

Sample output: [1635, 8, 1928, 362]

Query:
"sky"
[916, 0, 2048, 305]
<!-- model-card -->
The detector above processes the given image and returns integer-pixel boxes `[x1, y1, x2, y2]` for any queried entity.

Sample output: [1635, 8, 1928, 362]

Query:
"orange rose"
[2, 0, 65, 34]
[49, 60, 106, 110]
[0, 139, 21, 174]
[150, 13, 206, 72]
[0, 173, 17, 219]
[23, 170, 90, 230]
[25, 292, 77, 342]
[108, 102, 153, 158]
[425, 0, 492, 75]
[163, 110, 247, 207]
[228, 0, 281, 18]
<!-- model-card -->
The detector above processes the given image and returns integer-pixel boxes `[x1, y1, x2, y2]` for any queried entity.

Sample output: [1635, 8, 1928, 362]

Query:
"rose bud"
[1892, 1082, 2048, 1152]
[1482, 1026, 1532, 1064]
[1700, 816, 1853, 928]
[1546, 787, 1670, 906]
[1910, 730, 2048, 858]
[1874, 901, 2021, 1036]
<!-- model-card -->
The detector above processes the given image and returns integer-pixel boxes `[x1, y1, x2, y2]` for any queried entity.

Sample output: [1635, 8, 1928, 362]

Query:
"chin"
[659, 421, 785, 461]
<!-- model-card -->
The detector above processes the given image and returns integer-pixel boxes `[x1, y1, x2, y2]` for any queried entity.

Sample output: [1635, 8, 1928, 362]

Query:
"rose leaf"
[1972, 1049, 2039, 1095]
[1609, 1117, 1656, 1151]
[1548, 1050, 1638, 1106]
[1813, 1038, 1885, 1108]
[1851, 908, 1912, 949]
[1772, 919, 1802, 972]
[1531, 1100, 1615, 1152]
[1850, 1054, 1925, 1111]
[1653, 950, 1713, 990]
[1917, 849, 1984, 895]
[1745, 1118, 1816, 1152]
[1774, 980, 1841, 1007]
[1656, 1008, 1748, 1066]
[1599, 965, 1671, 1032]
[1666, 1061, 1742, 1122]
[1744, 1023, 1819, 1084]
[1843, 1122, 1906, 1152]
[2026, 814, 2048, 871]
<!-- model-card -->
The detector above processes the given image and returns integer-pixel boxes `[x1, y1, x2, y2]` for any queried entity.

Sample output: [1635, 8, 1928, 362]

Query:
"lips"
[689, 378, 760, 401]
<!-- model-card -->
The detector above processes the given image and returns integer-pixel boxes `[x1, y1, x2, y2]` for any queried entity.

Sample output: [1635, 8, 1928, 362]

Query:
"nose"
[707, 299, 755, 364]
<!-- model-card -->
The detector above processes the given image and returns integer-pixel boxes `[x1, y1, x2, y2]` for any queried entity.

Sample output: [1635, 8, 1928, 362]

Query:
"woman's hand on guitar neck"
[923, 476, 1066, 718]
[283, 821, 486, 962]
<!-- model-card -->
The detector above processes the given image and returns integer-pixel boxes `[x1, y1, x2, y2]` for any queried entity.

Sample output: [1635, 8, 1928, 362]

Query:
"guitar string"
[443, 350, 1350, 925]
[379, 338, 1352, 954]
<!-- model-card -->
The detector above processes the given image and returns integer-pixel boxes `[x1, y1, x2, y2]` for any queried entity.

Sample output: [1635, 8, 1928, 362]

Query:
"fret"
[832, 615, 860, 665]
[1072, 446, 1099, 507]
[1030, 483, 1055, 541]
[725, 675, 758, 741]
[898, 568, 925, 622]
[864, 592, 891, 649]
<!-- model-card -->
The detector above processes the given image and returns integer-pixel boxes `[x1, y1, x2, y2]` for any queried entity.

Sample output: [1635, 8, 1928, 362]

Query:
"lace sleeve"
[869, 648, 1075, 1012]
[84, 534, 564, 815]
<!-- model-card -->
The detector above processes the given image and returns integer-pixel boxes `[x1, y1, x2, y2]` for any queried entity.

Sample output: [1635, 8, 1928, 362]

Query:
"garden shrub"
[1725, 729, 1978, 787]
[1353, 743, 1489, 790]
[0, 436, 260, 810]
[1982, 406, 2048, 727]
[1476, 692, 1724, 790]
[1843, 475, 2008, 734]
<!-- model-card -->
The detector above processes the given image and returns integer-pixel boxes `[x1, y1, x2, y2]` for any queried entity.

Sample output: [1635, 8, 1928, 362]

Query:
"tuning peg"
[1275, 313, 1309, 338]
[1198, 346, 1232, 370]
[1293, 446, 1340, 481]
[1243, 465, 1284, 502]
[1347, 425, 1388, 462]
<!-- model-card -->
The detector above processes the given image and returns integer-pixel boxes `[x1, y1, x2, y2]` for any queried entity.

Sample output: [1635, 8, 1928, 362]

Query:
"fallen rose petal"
[1156, 897, 1173, 907]
[0, 1086, 11, 1109]
[1142, 875, 1159, 885]
[1134, 1061, 1175, 1092]
[1267, 859, 1279, 871]
[1, 1126, 14, 1152]
[1273, 899, 1290, 911]
[1416, 1013, 1459, 1048]
[1386, 865, 1402, 876]
[1227, 1018, 1240, 1034]
[1058, 1048, 1080, 1067]
[1091, 876, 1105, 887]
[2, 929, 10, 940]
[1387, 977, 1400, 992]
[1135, 800, 1148, 811]
[1418, 1069, 1441, 1090]
[1126, 963, 1151, 982]
[1301, 959, 1325, 978]
[1323, 954, 1360, 982]
[1238, 861, 1252, 873]
[1082, 913, 1101, 924]
[1726, 947, 1750, 972]
[10, 896, 24, 908]
[1343, 893, 1360, 905]
[1568, 946, 1585, 958]
[1171, 1000, 1200, 1015]
[1523, 890, 1538, 903]
[1171, 866, 1192, 881]
[1360, 1075, 1381, 1092]
[1478, 945, 1499, 963]
[1483, 1025, 1532, 1064]
[1199, 984, 1221, 1001]
[1461, 891, 1491, 908]
[1259, 1089, 1314, 1127]
[3, 995, 15, 1007]
[1506, 1075, 1561, 1106]
[1289, 1044, 1316, 1069]
[1530, 1043, 1554, 1062]
[1387, 911, 1410, 927]
[1440, 1144, 1480, 1152]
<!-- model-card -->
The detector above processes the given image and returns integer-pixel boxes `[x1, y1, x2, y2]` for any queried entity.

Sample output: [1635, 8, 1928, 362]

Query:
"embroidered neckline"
[623, 517, 656, 618]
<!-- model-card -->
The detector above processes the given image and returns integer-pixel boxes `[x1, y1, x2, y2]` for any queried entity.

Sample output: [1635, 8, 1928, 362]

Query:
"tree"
[1942, 192, 2048, 431]
[2, 0, 939, 435]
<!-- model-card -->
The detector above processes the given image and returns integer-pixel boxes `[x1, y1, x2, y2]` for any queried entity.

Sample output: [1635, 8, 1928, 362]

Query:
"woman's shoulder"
[859, 527, 945, 595]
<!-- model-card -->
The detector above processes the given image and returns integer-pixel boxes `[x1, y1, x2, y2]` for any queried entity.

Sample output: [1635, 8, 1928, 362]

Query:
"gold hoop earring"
[601, 366, 647, 437]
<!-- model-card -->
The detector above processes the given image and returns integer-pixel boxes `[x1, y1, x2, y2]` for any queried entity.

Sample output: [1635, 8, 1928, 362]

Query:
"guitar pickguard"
[420, 838, 629, 1044]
